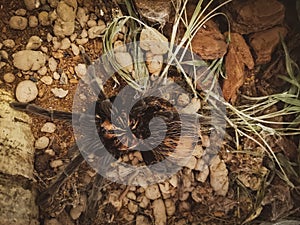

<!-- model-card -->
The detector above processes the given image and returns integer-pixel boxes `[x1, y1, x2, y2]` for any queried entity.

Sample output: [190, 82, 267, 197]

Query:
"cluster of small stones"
[0, 1, 230, 224]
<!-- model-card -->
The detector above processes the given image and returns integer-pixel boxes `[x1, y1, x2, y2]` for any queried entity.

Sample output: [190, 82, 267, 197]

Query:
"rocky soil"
[0, 0, 300, 225]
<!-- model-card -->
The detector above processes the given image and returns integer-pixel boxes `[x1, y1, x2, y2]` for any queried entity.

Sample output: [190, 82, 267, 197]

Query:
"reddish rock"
[191, 20, 227, 60]
[249, 26, 287, 65]
[222, 33, 254, 103]
[226, 0, 285, 34]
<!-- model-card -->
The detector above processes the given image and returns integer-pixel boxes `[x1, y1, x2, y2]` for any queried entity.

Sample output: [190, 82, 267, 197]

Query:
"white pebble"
[15, 80, 38, 103]
[71, 43, 80, 56]
[40, 75, 53, 85]
[35, 136, 50, 149]
[50, 159, 63, 168]
[3, 73, 15, 83]
[48, 57, 58, 72]
[74, 63, 87, 78]
[41, 122, 56, 133]
[53, 72, 60, 80]
[51, 87, 68, 98]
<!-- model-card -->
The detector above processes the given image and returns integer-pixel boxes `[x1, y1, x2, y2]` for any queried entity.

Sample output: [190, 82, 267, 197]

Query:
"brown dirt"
[0, 0, 300, 225]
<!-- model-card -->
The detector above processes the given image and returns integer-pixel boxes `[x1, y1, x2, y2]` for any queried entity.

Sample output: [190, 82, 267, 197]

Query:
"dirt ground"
[0, 0, 300, 225]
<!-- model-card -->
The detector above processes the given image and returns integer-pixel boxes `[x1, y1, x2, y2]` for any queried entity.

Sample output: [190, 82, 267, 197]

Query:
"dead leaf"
[222, 33, 254, 103]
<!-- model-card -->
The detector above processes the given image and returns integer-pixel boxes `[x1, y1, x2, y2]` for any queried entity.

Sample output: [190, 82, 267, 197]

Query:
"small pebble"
[145, 184, 161, 200]
[0, 62, 6, 69]
[48, 57, 58, 72]
[53, 71, 60, 80]
[70, 33, 77, 42]
[87, 19, 97, 27]
[26, 36, 42, 50]
[52, 37, 61, 50]
[41, 46, 48, 53]
[0, 43, 3, 49]
[38, 11, 50, 26]
[41, 122, 56, 133]
[35, 136, 50, 149]
[45, 149, 55, 156]
[76, 38, 89, 45]
[24, 0, 40, 10]
[0, 50, 9, 60]
[185, 156, 197, 170]
[50, 159, 63, 168]
[71, 43, 80, 56]
[80, 29, 88, 38]
[29, 15, 39, 27]
[70, 205, 84, 220]
[47, 33, 53, 42]
[48, 0, 59, 8]
[59, 72, 68, 84]
[3, 73, 16, 83]
[128, 201, 138, 214]
[126, 192, 137, 200]
[51, 87, 68, 98]
[77, 7, 89, 28]
[15, 8, 27, 16]
[177, 93, 190, 107]
[15, 80, 38, 103]
[60, 37, 71, 50]
[40, 75, 53, 85]
[74, 63, 87, 78]
[88, 25, 106, 39]
[3, 39, 15, 48]
[38, 66, 48, 76]
[9, 16, 28, 30]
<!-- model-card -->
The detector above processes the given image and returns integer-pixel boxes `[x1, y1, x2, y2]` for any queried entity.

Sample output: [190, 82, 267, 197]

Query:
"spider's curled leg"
[10, 102, 73, 121]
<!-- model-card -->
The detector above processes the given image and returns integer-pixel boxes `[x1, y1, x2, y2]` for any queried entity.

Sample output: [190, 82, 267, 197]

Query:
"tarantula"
[10, 57, 203, 222]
